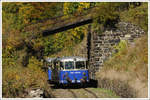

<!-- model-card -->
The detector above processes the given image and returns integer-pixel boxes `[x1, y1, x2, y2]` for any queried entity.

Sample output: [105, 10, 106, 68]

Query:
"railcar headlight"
[83, 72, 86, 76]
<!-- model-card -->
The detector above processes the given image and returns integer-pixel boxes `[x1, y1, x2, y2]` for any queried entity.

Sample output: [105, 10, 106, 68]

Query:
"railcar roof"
[58, 56, 87, 62]
[45, 57, 56, 62]
[46, 56, 87, 62]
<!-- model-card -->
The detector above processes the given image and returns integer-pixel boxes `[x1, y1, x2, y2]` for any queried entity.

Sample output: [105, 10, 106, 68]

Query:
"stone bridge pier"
[87, 22, 145, 80]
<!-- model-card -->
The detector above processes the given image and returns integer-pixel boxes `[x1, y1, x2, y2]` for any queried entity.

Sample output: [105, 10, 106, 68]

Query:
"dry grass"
[96, 35, 148, 98]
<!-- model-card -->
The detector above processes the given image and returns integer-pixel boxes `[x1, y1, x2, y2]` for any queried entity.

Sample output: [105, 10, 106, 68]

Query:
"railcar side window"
[65, 61, 74, 69]
[76, 61, 85, 69]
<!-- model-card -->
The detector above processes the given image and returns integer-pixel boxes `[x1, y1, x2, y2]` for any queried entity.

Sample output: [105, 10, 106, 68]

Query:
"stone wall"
[88, 22, 145, 79]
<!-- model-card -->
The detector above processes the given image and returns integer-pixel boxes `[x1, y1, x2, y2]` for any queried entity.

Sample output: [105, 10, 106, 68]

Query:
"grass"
[52, 88, 120, 98]
[102, 35, 148, 80]
[90, 88, 120, 98]
[96, 35, 148, 97]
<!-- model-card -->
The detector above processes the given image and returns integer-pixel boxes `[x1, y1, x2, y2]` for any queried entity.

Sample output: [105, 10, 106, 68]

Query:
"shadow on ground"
[50, 79, 98, 89]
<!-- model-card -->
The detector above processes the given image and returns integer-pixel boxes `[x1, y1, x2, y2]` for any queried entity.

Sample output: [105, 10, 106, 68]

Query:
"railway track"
[51, 87, 100, 98]
[67, 89, 78, 98]
[83, 88, 98, 98]
[50, 82, 118, 98]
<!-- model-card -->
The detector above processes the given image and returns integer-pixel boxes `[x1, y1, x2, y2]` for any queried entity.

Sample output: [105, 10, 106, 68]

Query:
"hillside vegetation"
[96, 3, 148, 97]
[2, 2, 147, 97]
[96, 35, 148, 97]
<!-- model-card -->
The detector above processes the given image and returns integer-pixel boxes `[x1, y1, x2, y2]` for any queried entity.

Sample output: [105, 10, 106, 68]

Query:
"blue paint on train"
[46, 57, 89, 84]
[48, 70, 52, 80]
[59, 70, 89, 84]
[48, 69, 89, 84]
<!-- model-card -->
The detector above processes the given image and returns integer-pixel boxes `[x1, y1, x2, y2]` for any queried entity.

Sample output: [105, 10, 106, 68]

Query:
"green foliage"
[93, 3, 120, 28]
[2, 2, 63, 52]
[91, 3, 123, 34]
[92, 3, 147, 34]
[44, 25, 88, 56]
[91, 88, 120, 98]
[120, 3, 148, 32]
[64, 2, 80, 15]
[3, 2, 63, 27]
[28, 56, 43, 69]
[113, 40, 128, 56]
[63, 2, 91, 15]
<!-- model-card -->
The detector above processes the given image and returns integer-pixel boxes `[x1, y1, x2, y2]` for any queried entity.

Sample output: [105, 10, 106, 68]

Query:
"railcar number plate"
[70, 72, 81, 74]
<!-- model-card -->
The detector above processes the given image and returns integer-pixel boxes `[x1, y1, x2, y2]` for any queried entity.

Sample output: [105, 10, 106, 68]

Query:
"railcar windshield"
[76, 61, 85, 69]
[65, 61, 74, 69]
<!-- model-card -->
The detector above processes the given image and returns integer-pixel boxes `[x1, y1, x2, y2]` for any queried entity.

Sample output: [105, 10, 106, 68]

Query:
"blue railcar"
[45, 56, 89, 84]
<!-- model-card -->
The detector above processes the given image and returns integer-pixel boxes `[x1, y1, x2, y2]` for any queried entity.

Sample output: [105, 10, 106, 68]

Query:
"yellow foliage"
[63, 2, 90, 15]
[78, 2, 90, 12]
[28, 56, 43, 69]
[32, 38, 43, 51]
[63, 3, 70, 15]
[3, 56, 48, 97]
[6, 29, 24, 51]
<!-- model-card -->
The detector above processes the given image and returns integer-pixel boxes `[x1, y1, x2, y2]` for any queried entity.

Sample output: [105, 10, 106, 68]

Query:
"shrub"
[2, 56, 50, 97]
[120, 3, 148, 32]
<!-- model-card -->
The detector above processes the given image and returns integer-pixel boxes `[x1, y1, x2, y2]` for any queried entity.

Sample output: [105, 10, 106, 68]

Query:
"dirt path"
[51, 87, 119, 98]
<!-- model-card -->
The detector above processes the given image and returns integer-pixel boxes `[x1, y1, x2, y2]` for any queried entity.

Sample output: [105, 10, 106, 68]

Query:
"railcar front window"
[65, 61, 74, 69]
[76, 61, 85, 69]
